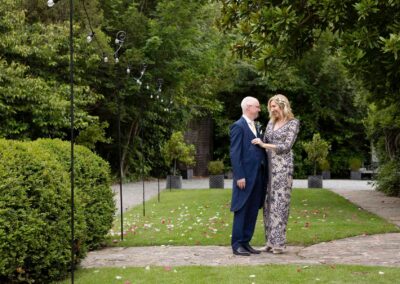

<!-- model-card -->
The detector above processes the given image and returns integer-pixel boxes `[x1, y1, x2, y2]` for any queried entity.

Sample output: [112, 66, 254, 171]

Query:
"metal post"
[117, 94, 123, 241]
[69, 0, 75, 282]
[140, 122, 145, 216]
[157, 176, 160, 202]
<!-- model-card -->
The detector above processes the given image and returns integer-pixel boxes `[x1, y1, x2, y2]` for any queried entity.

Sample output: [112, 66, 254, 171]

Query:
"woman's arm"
[251, 119, 300, 153]
[274, 119, 300, 154]
[251, 138, 277, 150]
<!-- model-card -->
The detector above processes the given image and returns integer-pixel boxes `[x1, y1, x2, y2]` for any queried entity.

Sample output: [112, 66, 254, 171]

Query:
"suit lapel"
[240, 117, 256, 138]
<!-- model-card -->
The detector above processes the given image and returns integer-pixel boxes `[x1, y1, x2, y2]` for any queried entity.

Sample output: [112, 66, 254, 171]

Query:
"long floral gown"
[263, 118, 300, 250]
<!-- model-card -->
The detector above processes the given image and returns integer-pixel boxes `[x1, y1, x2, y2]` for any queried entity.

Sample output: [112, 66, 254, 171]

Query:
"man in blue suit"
[230, 96, 266, 256]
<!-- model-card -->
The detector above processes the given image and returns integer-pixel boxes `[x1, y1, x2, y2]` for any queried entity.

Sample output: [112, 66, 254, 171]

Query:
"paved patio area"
[80, 179, 400, 268]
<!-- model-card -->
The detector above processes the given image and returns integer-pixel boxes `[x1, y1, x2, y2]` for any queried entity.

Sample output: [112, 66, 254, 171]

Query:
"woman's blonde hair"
[268, 94, 294, 122]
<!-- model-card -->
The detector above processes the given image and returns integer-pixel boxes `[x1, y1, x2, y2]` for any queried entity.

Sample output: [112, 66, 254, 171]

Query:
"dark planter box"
[224, 171, 233, 179]
[322, 170, 331, 180]
[350, 170, 361, 180]
[166, 175, 182, 189]
[209, 174, 224, 188]
[182, 169, 193, 180]
[308, 175, 323, 188]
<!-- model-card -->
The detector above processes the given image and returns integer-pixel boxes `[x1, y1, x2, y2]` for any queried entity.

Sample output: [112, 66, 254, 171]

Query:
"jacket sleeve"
[275, 119, 300, 154]
[230, 123, 245, 180]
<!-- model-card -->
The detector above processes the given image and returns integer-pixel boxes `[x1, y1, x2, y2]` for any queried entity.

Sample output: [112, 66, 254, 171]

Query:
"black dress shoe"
[233, 245, 251, 256]
[242, 243, 261, 254]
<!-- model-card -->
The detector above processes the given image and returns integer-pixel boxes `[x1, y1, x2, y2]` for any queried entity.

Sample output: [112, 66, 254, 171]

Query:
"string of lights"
[46, 1, 171, 281]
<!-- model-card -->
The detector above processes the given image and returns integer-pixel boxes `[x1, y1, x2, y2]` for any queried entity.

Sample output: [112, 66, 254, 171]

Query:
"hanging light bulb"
[126, 66, 131, 74]
[141, 63, 147, 76]
[146, 84, 150, 90]
[150, 94, 153, 99]
[136, 79, 142, 85]
[157, 78, 163, 93]
[47, 0, 55, 7]
[115, 57, 119, 63]
[86, 32, 94, 43]
[103, 54, 108, 63]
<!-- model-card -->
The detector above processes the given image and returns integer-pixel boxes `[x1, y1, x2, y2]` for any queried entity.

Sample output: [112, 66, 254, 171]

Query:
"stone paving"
[82, 179, 400, 268]
[81, 233, 400, 268]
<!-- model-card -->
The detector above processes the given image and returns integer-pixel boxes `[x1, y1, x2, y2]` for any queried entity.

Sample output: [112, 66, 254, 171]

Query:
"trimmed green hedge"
[0, 139, 115, 283]
[34, 139, 115, 250]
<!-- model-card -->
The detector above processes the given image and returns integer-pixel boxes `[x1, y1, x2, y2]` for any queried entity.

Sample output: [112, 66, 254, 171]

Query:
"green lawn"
[56, 264, 400, 284]
[107, 189, 399, 247]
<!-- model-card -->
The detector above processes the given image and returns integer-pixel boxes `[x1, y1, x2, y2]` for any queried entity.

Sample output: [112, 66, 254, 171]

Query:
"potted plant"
[208, 160, 225, 188]
[349, 157, 362, 180]
[319, 159, 331, 179]
[302, 133, 330, 188]
[161, 131, 196, 189]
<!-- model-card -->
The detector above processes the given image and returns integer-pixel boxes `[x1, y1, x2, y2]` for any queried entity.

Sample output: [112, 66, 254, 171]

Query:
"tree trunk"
[122, 119, 139, 176]
[313, 161, 317, 176]
[173, 159, 177, 175]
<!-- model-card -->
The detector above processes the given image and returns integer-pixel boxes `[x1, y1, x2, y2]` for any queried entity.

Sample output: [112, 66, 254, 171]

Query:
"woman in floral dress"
[252, 94, 300, 254]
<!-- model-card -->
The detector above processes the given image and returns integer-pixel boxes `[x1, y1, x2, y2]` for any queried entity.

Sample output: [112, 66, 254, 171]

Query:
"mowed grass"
[107, 189, 400, 247]
[56, 264, 400, 284]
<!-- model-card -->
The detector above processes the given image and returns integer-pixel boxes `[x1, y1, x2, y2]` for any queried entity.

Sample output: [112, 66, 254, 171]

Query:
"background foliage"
[217, 0, 399, 190]
[1, 1, 398, 189]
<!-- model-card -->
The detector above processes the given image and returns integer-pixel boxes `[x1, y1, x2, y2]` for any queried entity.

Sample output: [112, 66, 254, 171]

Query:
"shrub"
[302, 133, 331, 175]
[319, 159, 330, 171]
[0, 139, 114, 283]
[34, 139, 115, 250]
[207, 160, 225, 175]
[374, 159, 400, 197]
[0, 139, 86, 283]
[348, 157, 362, 171]
[161, 131, 196, 175]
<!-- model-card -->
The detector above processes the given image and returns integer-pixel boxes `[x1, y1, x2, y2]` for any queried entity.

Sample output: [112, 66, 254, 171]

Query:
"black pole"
[69, 0, 75, 283]
[142, 171, 145, 216]
[140, 122, 145, 216]
[117, 94, 123, 241]
[157, 176, 160, 202]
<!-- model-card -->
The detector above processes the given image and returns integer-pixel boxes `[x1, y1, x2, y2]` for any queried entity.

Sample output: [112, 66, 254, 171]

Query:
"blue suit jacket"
[230, 117, 267, 212]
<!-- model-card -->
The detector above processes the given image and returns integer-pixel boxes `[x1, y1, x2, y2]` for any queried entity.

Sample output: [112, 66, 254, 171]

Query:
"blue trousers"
[231, 169, 264, 250]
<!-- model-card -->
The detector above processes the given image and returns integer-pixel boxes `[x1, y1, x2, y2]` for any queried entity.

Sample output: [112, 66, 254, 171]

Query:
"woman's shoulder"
[288, 118, 300, 125]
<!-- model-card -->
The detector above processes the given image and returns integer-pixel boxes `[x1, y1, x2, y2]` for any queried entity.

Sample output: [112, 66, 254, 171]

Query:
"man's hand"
[237, 178, 245, 190]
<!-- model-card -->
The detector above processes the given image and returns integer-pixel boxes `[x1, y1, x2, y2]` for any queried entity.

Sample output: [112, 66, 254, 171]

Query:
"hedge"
[0, 139, 115, 283]
[34, 139, 115, 250]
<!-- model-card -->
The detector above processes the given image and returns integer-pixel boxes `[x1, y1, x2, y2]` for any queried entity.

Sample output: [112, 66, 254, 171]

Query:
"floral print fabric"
[263, 118, 300, 249]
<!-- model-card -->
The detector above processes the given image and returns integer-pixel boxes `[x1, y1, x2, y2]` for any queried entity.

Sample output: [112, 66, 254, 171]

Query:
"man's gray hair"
[241, 96, 257, 113]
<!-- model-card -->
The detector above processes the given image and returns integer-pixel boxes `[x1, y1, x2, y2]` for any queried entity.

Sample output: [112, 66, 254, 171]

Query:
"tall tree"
[91, 0, 229, 178]
[0, 0, 107, 145]
[218, 0, 400, 192]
